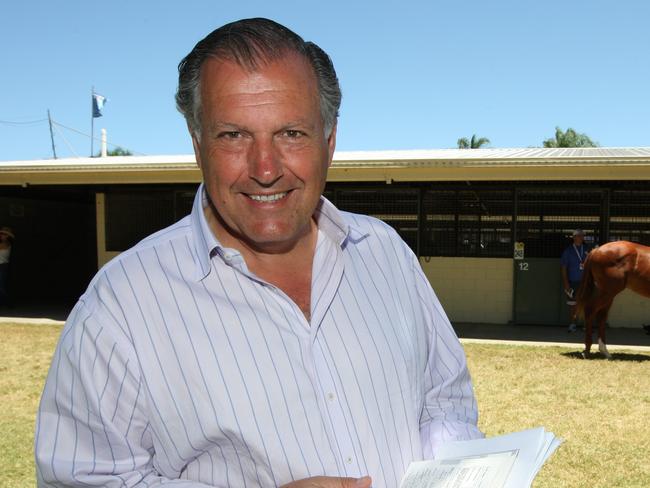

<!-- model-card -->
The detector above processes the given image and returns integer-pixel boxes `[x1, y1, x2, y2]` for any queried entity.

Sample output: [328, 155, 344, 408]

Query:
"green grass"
[466, 343, 650, 487]
[2, 323, 649, 487]
[1, 323, 61, 488]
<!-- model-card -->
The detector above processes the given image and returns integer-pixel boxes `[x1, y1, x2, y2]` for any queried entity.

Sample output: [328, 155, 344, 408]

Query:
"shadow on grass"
[561, 351, 650, 362]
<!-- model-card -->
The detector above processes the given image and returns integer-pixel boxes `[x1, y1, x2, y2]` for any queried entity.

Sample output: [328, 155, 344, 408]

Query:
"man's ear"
[190, 130, 202, 170]
[326, 123, 337, 168]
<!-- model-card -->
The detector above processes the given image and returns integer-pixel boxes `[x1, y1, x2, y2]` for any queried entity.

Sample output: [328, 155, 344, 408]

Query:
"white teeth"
[248, 192, 288, 202]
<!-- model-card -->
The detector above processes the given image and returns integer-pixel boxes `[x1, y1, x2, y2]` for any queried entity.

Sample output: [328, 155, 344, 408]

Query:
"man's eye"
[218, 131, 241, 139]
[284, 130, 304, 138]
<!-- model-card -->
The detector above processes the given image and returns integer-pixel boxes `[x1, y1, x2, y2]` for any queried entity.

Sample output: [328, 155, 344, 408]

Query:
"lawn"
[1, 323, 62, 488]
[2, 322, 649, 487]
[466, 342, 650, 487]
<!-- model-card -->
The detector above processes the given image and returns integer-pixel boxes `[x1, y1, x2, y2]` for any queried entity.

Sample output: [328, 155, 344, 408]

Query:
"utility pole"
[47, 109, 57, 159]
[90, 86, 95, 157]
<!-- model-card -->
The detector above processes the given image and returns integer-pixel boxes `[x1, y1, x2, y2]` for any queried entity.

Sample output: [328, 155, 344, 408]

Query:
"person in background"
[0, 227, 14, 308]
[561, 229, 588, 332]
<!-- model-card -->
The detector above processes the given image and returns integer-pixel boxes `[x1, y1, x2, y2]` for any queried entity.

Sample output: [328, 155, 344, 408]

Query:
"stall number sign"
[513, 242, 525, 260]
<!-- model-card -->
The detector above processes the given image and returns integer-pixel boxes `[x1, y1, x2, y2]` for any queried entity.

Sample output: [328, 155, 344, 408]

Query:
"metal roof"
[2, 147, 650, 185]
[334, 147, 650, 163]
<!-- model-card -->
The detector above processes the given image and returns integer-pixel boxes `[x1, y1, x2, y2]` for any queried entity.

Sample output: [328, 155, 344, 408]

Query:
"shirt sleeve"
[34, 298, 215, 487]
[410, 255, 484, 459]
[560, 248, 570, 267]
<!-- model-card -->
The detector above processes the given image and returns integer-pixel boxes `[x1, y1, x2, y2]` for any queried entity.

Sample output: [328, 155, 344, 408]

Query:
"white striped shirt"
[35, 185, 482, 487]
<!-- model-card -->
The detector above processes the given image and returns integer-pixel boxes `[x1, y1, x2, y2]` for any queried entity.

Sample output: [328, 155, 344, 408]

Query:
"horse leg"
[589, 255, 626, 359]
[582, 304, 595, 358]
[597, 299, 613, 359]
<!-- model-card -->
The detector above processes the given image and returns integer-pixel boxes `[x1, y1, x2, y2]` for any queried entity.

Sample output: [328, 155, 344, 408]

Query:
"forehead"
[199, 52, 319, 107]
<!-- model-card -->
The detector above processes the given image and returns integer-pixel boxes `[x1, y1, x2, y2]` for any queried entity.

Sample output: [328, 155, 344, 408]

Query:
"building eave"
[2, 147, 650, 185]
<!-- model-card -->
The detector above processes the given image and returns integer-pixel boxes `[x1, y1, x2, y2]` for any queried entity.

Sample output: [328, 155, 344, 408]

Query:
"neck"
[203, 206, 318, 321]
[203, 204, 319, 269]
[240, 220, 319, 271]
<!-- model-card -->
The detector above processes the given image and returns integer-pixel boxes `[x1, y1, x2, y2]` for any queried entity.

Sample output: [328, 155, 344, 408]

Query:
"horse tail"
[574, 256, 595, 320]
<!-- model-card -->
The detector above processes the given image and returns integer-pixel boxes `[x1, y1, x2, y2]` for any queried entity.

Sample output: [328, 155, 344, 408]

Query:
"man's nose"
[248, 138, 283, 186]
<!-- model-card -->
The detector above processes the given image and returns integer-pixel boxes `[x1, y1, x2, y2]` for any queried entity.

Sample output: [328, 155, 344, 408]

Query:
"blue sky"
[1, 0, 649, 161]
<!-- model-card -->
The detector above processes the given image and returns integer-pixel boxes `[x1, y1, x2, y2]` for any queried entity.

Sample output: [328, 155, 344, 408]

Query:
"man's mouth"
[246, 191, 289, 202]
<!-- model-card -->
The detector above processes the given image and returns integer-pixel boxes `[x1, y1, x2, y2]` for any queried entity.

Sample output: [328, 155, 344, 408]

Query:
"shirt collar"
[190, 184, 221, 281]
[190, 184, 369, 281]
[314, 196, 353, 246]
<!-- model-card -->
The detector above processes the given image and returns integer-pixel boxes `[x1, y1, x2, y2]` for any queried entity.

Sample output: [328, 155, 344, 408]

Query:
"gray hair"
[176, 18, 342, 139]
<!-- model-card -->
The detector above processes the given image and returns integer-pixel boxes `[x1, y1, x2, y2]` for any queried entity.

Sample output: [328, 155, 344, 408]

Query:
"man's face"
[573, 234, 584, 245]
[191, 52, 336, 253]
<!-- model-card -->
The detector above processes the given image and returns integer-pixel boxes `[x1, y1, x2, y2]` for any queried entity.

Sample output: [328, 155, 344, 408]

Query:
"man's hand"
[281, 475, 372, 488]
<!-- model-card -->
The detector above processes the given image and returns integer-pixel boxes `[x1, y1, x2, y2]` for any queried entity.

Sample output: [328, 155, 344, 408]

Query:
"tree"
[543, 127, 598, 148]
[95, 146, 133, 157]
[457, 134, 490, 149]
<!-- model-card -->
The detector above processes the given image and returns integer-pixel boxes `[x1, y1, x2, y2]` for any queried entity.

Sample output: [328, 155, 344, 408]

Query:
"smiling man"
[36, 18, 482, 488]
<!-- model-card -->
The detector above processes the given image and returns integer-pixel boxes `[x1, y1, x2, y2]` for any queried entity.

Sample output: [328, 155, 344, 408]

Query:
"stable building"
[2, 147, 650, 327]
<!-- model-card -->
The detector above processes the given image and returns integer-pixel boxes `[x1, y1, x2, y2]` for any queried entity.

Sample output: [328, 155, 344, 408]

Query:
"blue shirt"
[35, 185, 482, 487]
[561, 244, 588, 282]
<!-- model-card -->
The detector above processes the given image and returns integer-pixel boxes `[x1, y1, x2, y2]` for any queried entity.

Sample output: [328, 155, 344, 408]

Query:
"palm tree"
[543, 127, 598, 148]
[457, 134, 490, 149]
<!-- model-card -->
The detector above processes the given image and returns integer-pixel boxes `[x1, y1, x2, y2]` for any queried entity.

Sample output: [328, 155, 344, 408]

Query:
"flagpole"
[90, 86, 95, 157]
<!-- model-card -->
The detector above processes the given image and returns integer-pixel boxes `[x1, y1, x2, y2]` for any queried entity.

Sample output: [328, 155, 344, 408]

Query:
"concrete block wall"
[418, 257, 646, 328]
[608, 288, 650, 328]
[419, 257, 513, 324]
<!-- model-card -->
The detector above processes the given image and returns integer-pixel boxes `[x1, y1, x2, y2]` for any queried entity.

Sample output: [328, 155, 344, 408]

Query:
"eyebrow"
[281, 120, 316, 130]
[208, 122, 247, 132]
[208, 120, 317, 133]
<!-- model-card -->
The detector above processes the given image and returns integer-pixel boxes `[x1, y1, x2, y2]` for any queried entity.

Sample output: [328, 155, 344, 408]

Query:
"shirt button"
[327, 392, 336, 402]
[346, 456, 353, 464]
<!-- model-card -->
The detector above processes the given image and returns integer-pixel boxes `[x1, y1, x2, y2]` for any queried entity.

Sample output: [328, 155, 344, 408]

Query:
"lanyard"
[573, 244, 585, 263]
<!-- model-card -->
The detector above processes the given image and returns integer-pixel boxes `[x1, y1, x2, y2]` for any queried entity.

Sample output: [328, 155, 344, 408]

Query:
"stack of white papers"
[400, 427, 562, 488]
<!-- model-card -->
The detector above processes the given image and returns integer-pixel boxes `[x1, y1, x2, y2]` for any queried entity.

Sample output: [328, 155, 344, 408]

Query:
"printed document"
[400, 427, 562, 488]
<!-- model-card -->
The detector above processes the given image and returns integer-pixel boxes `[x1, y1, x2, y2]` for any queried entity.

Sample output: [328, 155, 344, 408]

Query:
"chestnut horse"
[575, 241, 650, 358]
